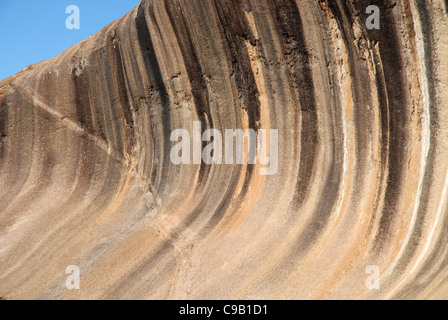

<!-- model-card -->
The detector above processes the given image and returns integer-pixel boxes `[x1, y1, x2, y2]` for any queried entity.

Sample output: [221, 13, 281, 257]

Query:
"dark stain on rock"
[136, 2, 172, 195]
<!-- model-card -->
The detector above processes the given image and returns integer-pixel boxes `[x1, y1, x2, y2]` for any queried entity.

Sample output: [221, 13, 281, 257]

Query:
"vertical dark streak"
[164, 0, 212, 185]
[278, 0, 340, 259]
[270, 0, 319, 209]
[0, 98, 8, 163]
[136, 2, 171, 195]
[370, 3, 409, 251]
[391, 0, 441, 297]
[109, 37, 136, 153]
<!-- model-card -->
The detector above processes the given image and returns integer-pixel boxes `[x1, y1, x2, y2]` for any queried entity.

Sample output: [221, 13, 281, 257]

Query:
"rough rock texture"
[1, 0, 448, 299]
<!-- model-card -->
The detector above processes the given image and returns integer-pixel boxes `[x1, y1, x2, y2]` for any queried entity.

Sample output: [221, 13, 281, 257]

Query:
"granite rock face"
[1, 0, 448, 299]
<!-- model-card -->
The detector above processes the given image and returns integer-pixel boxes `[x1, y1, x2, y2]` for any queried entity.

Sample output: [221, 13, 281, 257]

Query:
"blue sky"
[0, 0, 141, 80]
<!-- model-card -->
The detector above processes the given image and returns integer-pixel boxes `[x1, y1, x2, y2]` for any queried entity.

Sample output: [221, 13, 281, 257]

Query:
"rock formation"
[1, 0, 448, 299]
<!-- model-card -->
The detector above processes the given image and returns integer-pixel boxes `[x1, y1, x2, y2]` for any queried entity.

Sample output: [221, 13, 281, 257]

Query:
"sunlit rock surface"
[1, 0, 448, 299]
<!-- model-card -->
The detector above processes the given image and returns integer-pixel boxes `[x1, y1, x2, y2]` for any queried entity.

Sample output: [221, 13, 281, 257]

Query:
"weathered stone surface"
[1, 0, 448, 299]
